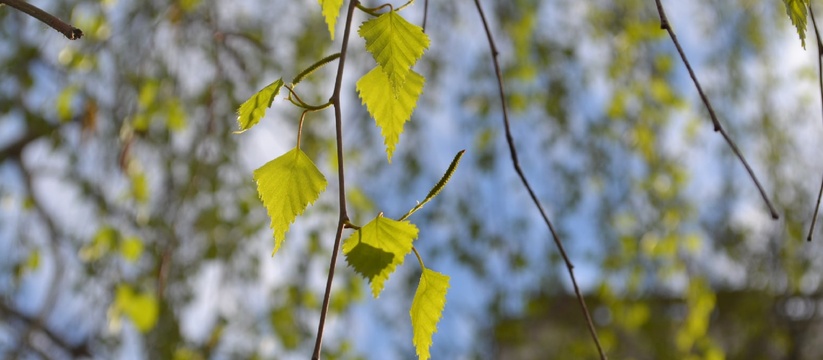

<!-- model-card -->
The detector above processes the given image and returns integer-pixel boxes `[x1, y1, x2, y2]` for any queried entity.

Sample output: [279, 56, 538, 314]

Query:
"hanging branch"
[807, 2, 823, 241]
[471, 1, 607, 359]
[312, 0, 358, 359]
[653, 0, 779, 219]
[0, 0, 83, 39]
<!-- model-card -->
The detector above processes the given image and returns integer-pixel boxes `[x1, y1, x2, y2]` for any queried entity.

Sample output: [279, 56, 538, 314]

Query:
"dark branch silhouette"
[312, 0, 358, 358]
[471, 1, 608, 359]
[1, 0, 83, 39]
[807, 2, 823, 241]
[654, 0, 779, 220]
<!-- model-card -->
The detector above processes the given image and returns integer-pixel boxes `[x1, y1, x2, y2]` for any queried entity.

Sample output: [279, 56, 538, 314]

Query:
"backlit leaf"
[254, 147, 327, 254]
[359, 11, 429, 92]
[356, 66, 425, 161]
[343, 215, 418, 297]
[114, 284, 158, 332]
[318, 0, 343, 40]
[236, 79, 284, 132]
[784, 0, 809, 48]
[410, 268, 449, 360]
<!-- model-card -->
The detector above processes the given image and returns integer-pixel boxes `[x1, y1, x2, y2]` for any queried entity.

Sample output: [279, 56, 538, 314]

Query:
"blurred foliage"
[0, 0, 821, 359]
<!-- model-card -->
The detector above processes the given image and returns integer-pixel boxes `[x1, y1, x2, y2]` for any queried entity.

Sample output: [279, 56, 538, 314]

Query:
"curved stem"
[472, 1, 608, 358]
[654, 0, 779, 220]
[412, 246, 425, 269]
[356, 3, 390, 16]
[297, 111, 307, 149]
[312, 1, 358, 359]
[807, 2, 823, 241]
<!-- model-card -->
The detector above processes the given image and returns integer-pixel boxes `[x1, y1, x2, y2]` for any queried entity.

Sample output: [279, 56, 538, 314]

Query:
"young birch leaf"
[254, 147, 327, 254]
[318, 0, 343, 40]
[236, 79, 284, 132]
[359, 11, 430, 92]
[784, 0, 809, 48]
[356, 66, 425, 161]
[342, 215, 418, 297]
[410, 268, 449, 360]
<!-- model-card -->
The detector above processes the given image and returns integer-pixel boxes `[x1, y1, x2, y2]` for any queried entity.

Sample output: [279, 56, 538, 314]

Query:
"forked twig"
[807, 2, 823, 241]
[0, 0, 83, 39]
[312, 0, 358, 358]
[471, 1, 607, 358]
[654, 0, 779, 220]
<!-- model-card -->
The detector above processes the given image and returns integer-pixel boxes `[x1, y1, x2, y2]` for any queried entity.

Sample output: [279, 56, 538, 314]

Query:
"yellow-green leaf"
[114, 285, 158, 332]
[356, 66, 425, 161]
[120, 236, 144, 262]
[254, 147, 327, 254]
[343, 215, 418, 297]
[236, 79, 284, 132]
[80, 226, 119, 262]
[318, 0, 343, 40]
[410, 268, 449, 360]
[784, 0, 809, 48]
[359, 11, 429, 92]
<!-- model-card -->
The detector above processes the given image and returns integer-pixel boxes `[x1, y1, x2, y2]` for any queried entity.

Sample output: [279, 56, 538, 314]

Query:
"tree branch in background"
[312, 0, 358, 358]
[806, 2, 823, 241]
[471, 1, 608, 359]
[0, 0, 83, 40]
[0, 301, 91, 358]
[653, 0, 779, 220]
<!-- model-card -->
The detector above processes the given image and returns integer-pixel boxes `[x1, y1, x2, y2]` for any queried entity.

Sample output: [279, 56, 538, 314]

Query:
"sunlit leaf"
[236, 79, 284, 132]
[80, 226, 119, 262]
[120, 236, 143, 262]
[359, 11, 429, 92]
[356, 66, 425, 161]
[410, 268, 449, 360]
[318, 0, 343, 40]
[114, 285, 158, 332]
[343, 215, 418, 297]
[784, 0, 809, 48]
[254, 147, 327, 254]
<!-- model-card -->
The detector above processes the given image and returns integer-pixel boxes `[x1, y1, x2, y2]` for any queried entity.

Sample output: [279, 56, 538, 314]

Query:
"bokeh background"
[1, 0, 822, 359]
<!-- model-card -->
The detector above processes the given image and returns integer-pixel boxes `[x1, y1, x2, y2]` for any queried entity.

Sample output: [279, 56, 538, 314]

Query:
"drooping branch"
[471, 1, 608, 359]
[0, 0, 83, 40]
[312, 1, 358, 359]
[806, 2, 823, 241]
[653, 0, 779, 220]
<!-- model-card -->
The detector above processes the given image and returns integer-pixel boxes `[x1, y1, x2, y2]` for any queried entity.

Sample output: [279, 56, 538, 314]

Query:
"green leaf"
[318, 0, 343, 40]
[356, 66, 425, 161]
[120, 236, 144, 262]
[254, 147, 327, 254]
[114, 285, 158, 332]
[236, 79, 284, 132]
[410, 268, 449, 360]
[784, 0, 809, 48]
[343, 215, 418, 297]
[359, 11, 430, 92]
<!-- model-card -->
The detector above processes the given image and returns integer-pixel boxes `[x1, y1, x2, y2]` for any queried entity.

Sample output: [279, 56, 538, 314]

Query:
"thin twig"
[0, 0, 83, 39]
[312, 0, 358, 358]
[807, 2, 823, 241]
[471, 1, 607, 358]
[422, 0, 429, 32]
[654, 0, 779, 219]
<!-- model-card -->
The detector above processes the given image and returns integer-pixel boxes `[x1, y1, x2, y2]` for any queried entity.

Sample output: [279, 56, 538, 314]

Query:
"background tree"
[1, 0, 821, 359]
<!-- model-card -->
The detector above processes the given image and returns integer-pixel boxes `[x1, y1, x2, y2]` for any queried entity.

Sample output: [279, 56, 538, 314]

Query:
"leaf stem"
[312, 1, 358, 359]
[356, 3, 390, 16]
[297, 111, 307, 150]
[654, 0, 779, 219]
[806, 2, 823, 241]
[285, 86, 332, 111]
[472, 1, 608, 358]
[412, 246, 425, 269]
[0, 0, 83, 39]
